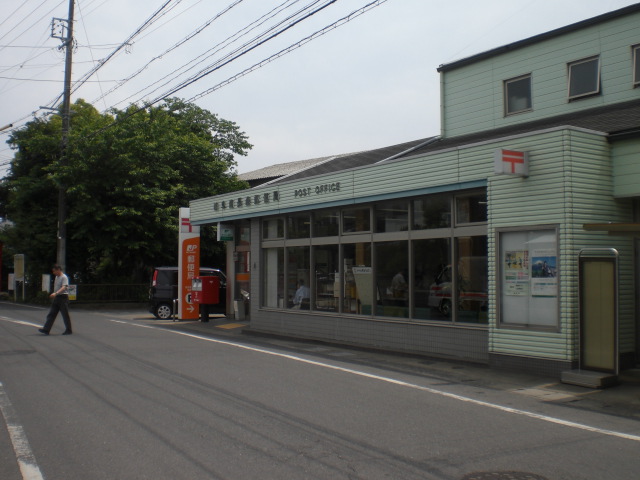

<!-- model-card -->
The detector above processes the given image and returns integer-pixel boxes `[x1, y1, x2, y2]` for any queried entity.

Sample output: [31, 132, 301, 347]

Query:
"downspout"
[440, 69, 446, 138]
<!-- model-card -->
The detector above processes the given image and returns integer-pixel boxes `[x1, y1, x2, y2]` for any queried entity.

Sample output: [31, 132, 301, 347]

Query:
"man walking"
[38, 265, 72, 335]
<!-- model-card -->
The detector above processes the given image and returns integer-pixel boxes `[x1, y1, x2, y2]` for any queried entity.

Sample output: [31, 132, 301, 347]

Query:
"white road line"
[0, 317, 40, 328]
[5, 315, 640, 444]
[0, 382, 45, 480]
[141, 324, 640, 444]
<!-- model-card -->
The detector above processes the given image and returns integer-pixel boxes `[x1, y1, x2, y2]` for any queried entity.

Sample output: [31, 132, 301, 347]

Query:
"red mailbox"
[192, 276, 220, 305]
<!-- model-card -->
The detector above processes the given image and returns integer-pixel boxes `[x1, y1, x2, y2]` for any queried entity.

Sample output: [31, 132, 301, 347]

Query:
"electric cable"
[83, 0, 385, 141]
[142, 0, 339, 109]
[46, 0, 184, 110]
[91, 0, 247, 107]
[2, 0, 389, 164]
[102, 0, 308, 109]
[189, 0, 388, 102]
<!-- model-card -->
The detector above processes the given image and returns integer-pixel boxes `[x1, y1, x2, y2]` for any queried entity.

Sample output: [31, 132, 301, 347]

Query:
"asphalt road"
[1, 302, 639, 480]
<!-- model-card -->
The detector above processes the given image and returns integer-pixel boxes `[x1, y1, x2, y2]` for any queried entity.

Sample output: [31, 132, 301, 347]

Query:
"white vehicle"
[428, 259, 487, 316]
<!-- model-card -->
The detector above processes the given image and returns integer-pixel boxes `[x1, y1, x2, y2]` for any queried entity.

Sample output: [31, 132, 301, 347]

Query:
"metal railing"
[70, 284, 148, 303]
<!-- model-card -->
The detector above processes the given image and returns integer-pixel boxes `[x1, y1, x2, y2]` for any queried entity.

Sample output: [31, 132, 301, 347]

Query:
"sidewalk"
[116, 310, 640, 421]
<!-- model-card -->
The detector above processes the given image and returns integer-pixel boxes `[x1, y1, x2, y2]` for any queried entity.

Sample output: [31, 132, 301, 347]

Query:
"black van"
[148, 266, 227, 319]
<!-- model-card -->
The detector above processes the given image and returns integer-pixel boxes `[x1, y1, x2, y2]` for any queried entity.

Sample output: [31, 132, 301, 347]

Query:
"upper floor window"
[504, 74, 532, 115]
[633, 44, 640, 87]
[568, 56, 600, 100]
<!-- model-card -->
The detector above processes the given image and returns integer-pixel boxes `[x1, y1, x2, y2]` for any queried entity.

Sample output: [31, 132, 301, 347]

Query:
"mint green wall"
[191, 126, 635, 364]
[488, 129, 634, 361]
[441, 12, 640, 138]
[613, 138, 640, 197]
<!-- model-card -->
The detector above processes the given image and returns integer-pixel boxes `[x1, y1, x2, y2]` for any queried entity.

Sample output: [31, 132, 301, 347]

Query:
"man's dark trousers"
[43, 295, 72, 332]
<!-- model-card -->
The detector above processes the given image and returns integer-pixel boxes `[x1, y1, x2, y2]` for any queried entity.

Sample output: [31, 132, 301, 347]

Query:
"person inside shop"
[390, 269, 408, 305]
[292, 279, 310, 309]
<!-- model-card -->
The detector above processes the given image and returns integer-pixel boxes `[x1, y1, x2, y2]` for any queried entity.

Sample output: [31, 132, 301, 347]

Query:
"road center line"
[0, 382, 45, 480]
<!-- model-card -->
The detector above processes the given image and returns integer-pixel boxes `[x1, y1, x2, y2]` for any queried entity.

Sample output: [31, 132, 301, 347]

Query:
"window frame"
[455, 191, 488, 226]
[567, 56, 601, 100]
[504, 74, 532, 116]
[496, 225, 560, 331]
[633, 44, 640, 87]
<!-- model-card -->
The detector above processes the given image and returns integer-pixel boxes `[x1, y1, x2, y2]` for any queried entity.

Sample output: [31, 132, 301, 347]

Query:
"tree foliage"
[0, 98, 250, 282]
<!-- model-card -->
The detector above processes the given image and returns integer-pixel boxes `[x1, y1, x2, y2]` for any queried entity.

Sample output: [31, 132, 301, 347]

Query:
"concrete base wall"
[489, 353, 577, 377]
[250, 310, 489, 363]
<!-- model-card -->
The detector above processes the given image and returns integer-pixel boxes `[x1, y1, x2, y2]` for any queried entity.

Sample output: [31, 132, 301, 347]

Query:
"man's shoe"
[38, 328, 49, 335]
[62, 330, 72, 335]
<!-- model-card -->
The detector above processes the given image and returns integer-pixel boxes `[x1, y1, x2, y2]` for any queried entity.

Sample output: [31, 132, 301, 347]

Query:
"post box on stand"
[192, 276, 220, 322]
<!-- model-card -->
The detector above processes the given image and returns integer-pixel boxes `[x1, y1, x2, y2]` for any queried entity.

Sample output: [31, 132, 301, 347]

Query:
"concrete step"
[561, 369, 618, 388]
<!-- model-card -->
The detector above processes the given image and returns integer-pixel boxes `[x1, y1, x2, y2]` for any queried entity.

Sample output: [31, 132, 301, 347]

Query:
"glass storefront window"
[260, 189, 487, 324]
[456, 236, 488, 324]
[287, 246, 310, 309]
[375, 199, 408, 233]
[287, 213, 310, 239]
[413, 238, 452, 320]
[343, 243, 372, 314]
[456, 192, 487, 224]
[263, 248, 284, 308]
[342, 207, 370, 233]
[237, 220, 251, 246]
[413, 194, 451, 229]
[375, 241, 409, 318]
[263, 218, 284, 239]
[313, 245, 339, 311]
[313, 209, 340, 237]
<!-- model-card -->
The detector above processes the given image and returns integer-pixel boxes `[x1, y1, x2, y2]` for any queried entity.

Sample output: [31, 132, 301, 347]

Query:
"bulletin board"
[499, 228, 559, 328]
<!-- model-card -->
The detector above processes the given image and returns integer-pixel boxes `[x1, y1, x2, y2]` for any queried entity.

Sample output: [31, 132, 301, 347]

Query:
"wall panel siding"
[441, 11, 640, 137]
[489, 129, 635, 361]
[613, 139, 640, 197]
[194, 126, 634, 367]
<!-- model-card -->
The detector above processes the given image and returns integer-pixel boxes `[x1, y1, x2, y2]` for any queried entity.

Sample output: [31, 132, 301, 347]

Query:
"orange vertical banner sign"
[178, 207, 200, 320]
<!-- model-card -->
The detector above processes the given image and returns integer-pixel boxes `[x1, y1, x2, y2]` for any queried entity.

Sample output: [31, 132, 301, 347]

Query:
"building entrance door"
[579, 250, 618, 374]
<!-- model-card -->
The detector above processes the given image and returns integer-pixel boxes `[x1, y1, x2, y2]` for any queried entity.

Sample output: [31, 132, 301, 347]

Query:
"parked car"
[148, 266, 226, 319]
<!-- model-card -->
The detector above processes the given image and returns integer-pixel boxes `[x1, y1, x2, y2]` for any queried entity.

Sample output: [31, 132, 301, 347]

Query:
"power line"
[0, 0, 66, 52]
[145, 0, 339, 107]
[189, 0, 388, 102]
[47, 0, 183, 110]
[91, 0, 248, 107]
[101, 0, 307, 109]
[2, 0, 391, 163]
[0, 76, 119, 83]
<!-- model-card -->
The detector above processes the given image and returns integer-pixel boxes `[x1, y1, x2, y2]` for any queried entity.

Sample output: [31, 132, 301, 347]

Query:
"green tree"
[0, 98, 250, 283]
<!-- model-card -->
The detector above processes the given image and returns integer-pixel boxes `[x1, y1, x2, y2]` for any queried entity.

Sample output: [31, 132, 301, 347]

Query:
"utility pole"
[51, 0, 74, 271]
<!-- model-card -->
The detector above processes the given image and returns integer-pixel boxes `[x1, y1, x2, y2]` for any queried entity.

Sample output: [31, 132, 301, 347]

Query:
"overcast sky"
[1, 0, 638, 177]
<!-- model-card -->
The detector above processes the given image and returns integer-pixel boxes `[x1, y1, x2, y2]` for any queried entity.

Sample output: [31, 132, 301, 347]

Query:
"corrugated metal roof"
[269, 137, 435, 184]
[237, 101, 640, 188]
[238, 155, 336, 181]
[399, 99, 640, 159]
